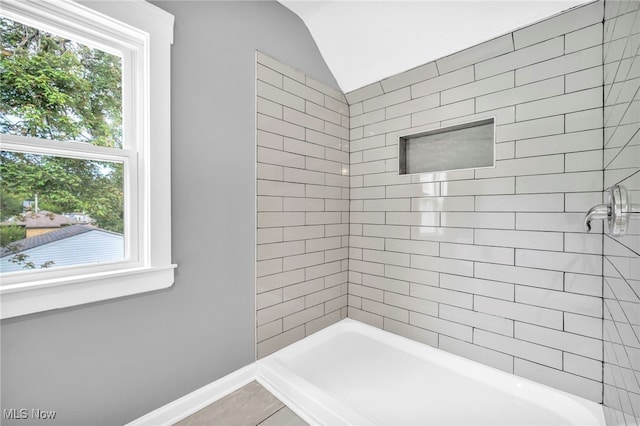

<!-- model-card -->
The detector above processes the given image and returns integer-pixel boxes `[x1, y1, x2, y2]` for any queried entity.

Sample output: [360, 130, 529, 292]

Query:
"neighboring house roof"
[0, 225, 124, 272]
[1, 210, 80, 229]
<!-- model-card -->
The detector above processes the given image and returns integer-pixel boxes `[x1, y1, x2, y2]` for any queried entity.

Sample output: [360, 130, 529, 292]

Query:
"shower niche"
[398, 117, 495, 175]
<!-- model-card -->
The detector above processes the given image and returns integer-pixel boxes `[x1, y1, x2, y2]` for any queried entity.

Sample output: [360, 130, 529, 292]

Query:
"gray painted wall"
[0, 2, 338, 425]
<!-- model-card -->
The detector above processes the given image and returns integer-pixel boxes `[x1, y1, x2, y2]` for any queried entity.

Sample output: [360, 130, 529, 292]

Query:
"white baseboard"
[126, 364, 257, 426]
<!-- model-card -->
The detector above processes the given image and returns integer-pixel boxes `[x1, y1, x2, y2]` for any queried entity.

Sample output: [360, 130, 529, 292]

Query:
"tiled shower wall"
[255, 52, 349, 358]
[602, 1, 640, 424]
[346, 1, 605, 402]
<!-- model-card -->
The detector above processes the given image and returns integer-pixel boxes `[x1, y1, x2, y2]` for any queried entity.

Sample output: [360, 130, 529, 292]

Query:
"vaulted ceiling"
[279, 1, 593, 93]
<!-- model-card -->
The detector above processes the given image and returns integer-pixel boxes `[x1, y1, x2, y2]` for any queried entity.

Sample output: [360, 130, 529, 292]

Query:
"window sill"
[0, 264, 176, 319]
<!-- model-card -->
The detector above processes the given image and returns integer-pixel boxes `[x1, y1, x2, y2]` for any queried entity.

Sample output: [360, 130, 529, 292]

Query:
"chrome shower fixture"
[585, 185, 640, 237]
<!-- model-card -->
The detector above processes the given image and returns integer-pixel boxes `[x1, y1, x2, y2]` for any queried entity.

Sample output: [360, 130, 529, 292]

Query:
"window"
[399, 118, 495, 175]
[0, 0, 175, 318]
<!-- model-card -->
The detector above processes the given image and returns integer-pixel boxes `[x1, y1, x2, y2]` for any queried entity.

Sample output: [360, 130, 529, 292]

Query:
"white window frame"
[0, 0, 175, 319]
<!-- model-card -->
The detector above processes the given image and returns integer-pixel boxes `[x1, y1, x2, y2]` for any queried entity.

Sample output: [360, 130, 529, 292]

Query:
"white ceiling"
[279, 0, 592, 93]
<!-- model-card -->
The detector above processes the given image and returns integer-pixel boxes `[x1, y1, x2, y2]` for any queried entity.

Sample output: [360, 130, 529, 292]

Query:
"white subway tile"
[475, 229, 563, 251]
[257, 80, 305, 112]
[307, 157, 343, 175]
[564, 353, 602, 382]
[363, 87, 411, 113]
[257, 63, 283, 88]
[257, 130, 283, 150]
[516, 286, 602, 318]
[284, 77, 324, 105]
[257, 258, 283, 278]
[384, 318, 438, 347]
[474, 296, 563, 329]
[258, 146, 305, 169]
[385, 239, 439, 257]
[566, 23, 603, 54]
[516, 129, 603, 157]
[351, 109, 385, 129]
[516, 171, 603, 194]
[305, 75, 341, 101]
[437, 35, 514, 74]
[306, 261, 342, 281]
[411, 196, 474, 212]
[364, 115, 411, 137]
[258, 163, 283, 181]
[387, 182, 440, 198]
[363, 249, 410, 267]
[441, 72, 514, 104]
[385, 264, 438, 287]
[283, 225, 324, 241]
[350, 212, 385, 224]
[362, 298, 409, 322]
[386, 212, 439, 227]
[306, 128, 342, 150]
[257, 319, 283, 342]
[409, 169, 475, 183]
[410, 311, 473, 342]
[412, 283, 474, 309]
[306, 184, 342, 199]
[257, 297, 305, 326]
[441, 178, 515, 196]
[476, 77, 564, 113]
[365, 172, 411, 187]
[325, 199, 349, 211]
[348, 307, 383, 328]
[284, 107, 325, 132]
[475, 263, 564, 291]
[283, 251, 325, 271]
[411, 254, 474, 276]
[345, 82, 385, 104]
[440, 243, 514, 265]
[258, 228, 283, 245]
[350, 259, 385, 276]
[351, 186, 386, 200]
[324, 95, 348, 116]
[258, 114, 305, 140]
[350, 160, 386, 176]
[565, 192, 604, 213]
[565, 232, 603, 255]
[566, 66, 604, 93]
[440, 304, 514, 337]
[257, 52, 305, 83]
[350, 283, 383, 302]
[384, 94, 439, 121]
[412, 99, 475, 127]
[284, 138, 323, 159]
[325, 121, 349, 140]
[283, 278, 325, 301]
[362, 224, 411, 239]
[363, 198, 410, 211]
[476, 193, 564, 212]
[257, 96, 283, 119]
[474, 329, 562, 368]
[497, 116, 564, 142]
[475, 155, 564, 179]
[411, 226, 474, 244]
[516, 88, 603, 122]
[440, 274, 514, 301]
[441, 212, 515, 229]
[411, 66, 474, 98]
[362, 145, 397, 163]
[283, 167, 324, 185]
[283, 304, 325, 330]
[516, 212, 597, 233]
[566, 108, 604, 132]
[350, 134, 385, 152]
[516, 45, 602, 85]
[475, 38, 563, 80]
[514, 359, 602, 402]
[513, 1, 603, 49]
[515, 322, 602, 360]
[565, 312, 603, 340]
[364, 272, 411, 294]
[516, 249, 602, 275]
[257, 241, 304, 260]
[258, 212, 305, 228]
[306, 237, 342, 253]
[439, 335, 514, 373]
[381, 62, 439, 93]
[306, 211, 342, 225]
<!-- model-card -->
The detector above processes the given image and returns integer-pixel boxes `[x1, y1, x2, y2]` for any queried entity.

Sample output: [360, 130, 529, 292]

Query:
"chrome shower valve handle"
[584, 185, 640, 237]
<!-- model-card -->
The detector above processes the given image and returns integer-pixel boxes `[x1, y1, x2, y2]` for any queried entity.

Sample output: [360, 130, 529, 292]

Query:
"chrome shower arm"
[584, 185, 640, 236]
[584, 204, 609, 232]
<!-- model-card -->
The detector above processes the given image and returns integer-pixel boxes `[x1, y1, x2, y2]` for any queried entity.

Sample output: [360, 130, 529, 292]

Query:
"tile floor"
[174, 381, 308, 426]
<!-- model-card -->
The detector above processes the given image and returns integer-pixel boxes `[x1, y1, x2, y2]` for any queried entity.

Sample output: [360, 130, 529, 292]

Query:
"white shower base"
[258, 318, 605, 426]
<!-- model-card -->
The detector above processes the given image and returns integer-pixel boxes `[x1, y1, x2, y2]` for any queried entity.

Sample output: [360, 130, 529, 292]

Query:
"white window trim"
[0, 0, 176, 319]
